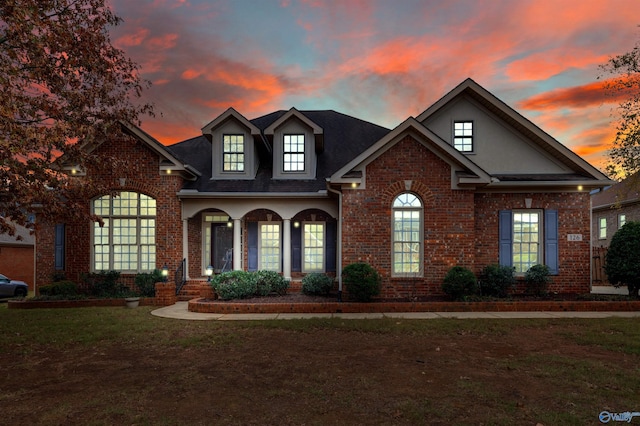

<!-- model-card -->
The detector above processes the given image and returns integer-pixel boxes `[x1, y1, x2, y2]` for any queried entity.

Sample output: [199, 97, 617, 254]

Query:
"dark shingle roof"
[166, 110, 390, 193]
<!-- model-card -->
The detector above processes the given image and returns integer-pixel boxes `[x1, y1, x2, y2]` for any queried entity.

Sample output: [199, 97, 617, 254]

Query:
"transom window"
[92, 191, 156, 272]
[453, 121, 473, 152]
[303, 223, 324, 272]
[513, 211, 541, 273]
[283, 134, 305, 171]
[259, 223, 281, 271]
[392, 193, 423, 275]
[223, 134, 244, 172]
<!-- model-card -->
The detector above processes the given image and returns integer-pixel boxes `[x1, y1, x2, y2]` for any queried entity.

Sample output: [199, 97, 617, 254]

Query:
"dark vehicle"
[0, 274, 28, 298]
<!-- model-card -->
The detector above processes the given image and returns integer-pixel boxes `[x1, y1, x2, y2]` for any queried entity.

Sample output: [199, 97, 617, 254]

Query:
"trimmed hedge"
[302, 273, 334, 296]
[342, 263, 381, 302]
[442, 266, 478, 301]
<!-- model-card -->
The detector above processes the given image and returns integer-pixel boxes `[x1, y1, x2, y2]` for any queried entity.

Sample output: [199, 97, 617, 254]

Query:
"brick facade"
[35, 135, 183, 291]
[0, 246, 34, 290]
[341, 135, 592, 299]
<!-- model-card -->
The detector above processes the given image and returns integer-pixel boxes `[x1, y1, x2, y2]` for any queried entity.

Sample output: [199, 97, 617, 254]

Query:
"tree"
[0, 0, 152, 237]
[599, 33, 640, 179]
[604, 221, 640, 299]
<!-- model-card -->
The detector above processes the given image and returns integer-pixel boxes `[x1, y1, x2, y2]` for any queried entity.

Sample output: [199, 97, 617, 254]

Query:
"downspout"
[327, 184, 343, 302]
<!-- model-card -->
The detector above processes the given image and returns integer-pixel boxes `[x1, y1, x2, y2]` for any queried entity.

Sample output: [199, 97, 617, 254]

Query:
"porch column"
[233, 218, 242, 270]
[182, 218, 189, 280]
[283, 218, 292, 281]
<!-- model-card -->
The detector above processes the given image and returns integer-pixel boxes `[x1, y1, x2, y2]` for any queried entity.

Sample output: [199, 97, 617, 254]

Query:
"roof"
[167, 110, 390, 194]
[592, 173, 640, 209]
[0, 223, 34, 247]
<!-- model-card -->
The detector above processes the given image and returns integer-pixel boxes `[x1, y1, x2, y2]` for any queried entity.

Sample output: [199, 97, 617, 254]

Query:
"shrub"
[254, 270, 289, 296]
[302, 273, 334, 296]
[442, 266, 478, 300]
[479, 264, 515, 298]
[605, 221, 640, 298]
[524, 264, 551, 296]
[81, 271, 126, 297]
[134, 270, 163, 297]
[342, 263, 381, 302]
[39, 280, 78, 297]
[211, 271, 257, 300]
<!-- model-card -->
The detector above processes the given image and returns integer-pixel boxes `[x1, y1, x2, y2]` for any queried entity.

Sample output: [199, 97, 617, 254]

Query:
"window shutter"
[499, 210, 512, 267]
[54, 224, 65, 270]
[247, 222, 258, 271]
[291, 222, 301, 272]
[326, 221, 337, 272]
[544, 209, 559, 275]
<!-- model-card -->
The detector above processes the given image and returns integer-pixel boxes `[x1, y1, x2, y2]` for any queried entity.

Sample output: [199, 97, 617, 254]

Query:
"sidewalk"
[150, 301, 640, 321]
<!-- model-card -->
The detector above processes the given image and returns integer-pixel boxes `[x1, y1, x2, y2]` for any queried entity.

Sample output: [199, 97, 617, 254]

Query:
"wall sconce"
[227, 219, 233, 228]
[206, 264, 213, 282]
[293, 221, 300, 228]
[161, 264, 168, 282]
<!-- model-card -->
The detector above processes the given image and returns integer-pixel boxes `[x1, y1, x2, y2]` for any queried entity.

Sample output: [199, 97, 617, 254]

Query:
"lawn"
[1, 304, 639, 425]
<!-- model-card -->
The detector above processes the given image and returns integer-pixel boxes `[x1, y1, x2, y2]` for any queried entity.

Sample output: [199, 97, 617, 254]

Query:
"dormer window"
[453, 121, 473, 152]
[283, 134, 305, 172]
[223, 134, 245, 172]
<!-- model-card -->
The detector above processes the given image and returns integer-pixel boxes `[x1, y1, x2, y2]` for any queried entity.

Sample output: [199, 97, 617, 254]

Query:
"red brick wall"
[0, 246, 34, 290]
[35, 135, 184, 290]
[592, 201, 640, 248]
[341, 135, 592, 298]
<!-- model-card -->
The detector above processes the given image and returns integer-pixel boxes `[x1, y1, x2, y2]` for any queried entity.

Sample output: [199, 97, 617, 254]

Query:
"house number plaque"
[567, 234, 583, 241]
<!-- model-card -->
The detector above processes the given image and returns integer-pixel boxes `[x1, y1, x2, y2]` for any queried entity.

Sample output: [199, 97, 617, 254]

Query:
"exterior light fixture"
[293, 221, 300, 228]
[351, 182, 358, 188]
[161, 264, 169, 282]
[166, 169, 172, 174]
[206, 265, 214, 282]
[227, 219, 233, 227]
[577, 185, 583, 191]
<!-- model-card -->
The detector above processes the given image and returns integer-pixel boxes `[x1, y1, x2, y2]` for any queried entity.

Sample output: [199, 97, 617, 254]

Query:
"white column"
[182, 218, 189, 280]
[283, 218, 292, 281]
[233, 218, 242, 270]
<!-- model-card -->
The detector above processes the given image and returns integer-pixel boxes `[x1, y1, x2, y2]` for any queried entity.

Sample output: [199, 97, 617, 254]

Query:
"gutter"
[327, 184, 343, 302]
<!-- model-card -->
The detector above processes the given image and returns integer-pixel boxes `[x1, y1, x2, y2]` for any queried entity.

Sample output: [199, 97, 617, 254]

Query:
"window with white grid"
[512, 211, 541, 274]
[392, 193, 423, 276]
[303, 223, 324, 272]
[283, 134, 305, 171]
[453, 121, 473, 152]
[223, 134, 245, 172]
[259, 223, 281, 271]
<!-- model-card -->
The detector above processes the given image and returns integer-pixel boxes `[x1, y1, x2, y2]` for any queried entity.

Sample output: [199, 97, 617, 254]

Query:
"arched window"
[392, 193, 423, 276]
[92, 191, 156, 272]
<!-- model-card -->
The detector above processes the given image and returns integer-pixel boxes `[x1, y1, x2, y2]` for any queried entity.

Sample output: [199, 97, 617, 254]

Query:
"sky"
[107, 0, 640, 172]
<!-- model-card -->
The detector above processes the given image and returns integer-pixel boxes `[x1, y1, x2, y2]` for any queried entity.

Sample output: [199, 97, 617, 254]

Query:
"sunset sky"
[107, 0, 639, 172]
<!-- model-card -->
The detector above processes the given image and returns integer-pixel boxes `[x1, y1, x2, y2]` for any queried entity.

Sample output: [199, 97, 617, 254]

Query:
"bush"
[342, 263, 381, 302]
[254, 270, 289, 296]
[39, 280, 78, 297]
[442, 266, 478, 300]
[134, 270, 163, 297]
[302, 273, 334, 296]
[479, 264, 515, 297]
[605, 221, 640, 298]
[524, 264, 551, 296]
[81, 271, 127, 297]
[211, 271, 257, 300]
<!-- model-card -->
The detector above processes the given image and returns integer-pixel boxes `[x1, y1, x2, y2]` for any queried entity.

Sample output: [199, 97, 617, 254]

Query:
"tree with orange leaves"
[600, 34, 640, 180]
[0, 0, 153, 238]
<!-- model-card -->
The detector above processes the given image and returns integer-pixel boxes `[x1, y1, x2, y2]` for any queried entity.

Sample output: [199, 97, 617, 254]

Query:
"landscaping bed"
[7, 297, 155, 309]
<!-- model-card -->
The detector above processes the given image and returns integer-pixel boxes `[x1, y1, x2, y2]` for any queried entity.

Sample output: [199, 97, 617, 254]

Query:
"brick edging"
[188, 298, 640, 314]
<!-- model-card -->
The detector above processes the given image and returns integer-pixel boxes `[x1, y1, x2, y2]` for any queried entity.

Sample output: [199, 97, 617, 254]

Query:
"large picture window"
[92, 192, 156, 272]
[392, 193, 423, 275]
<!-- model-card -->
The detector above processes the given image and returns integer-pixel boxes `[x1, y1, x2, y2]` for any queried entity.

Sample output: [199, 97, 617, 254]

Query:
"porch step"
[176, 281, 207, 301]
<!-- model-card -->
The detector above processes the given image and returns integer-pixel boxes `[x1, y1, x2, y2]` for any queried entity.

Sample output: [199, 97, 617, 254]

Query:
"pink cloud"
[507, 49, 609, 81]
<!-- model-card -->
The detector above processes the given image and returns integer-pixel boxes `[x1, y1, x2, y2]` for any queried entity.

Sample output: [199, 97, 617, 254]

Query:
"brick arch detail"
[381, 180, 435, 208]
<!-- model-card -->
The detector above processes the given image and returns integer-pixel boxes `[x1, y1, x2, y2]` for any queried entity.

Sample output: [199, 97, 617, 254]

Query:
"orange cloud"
[507, 49, 609, 82]
[518, 80, 613, 111]
[114, 28, 149, 48]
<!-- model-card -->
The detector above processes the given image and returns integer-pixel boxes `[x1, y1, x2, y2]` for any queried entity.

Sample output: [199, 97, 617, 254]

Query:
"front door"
[211, 224, 233, 273]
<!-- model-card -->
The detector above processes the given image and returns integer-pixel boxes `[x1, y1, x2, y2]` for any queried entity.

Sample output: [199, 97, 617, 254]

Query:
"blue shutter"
[54, 224, 65, 270]
[325, 221, 337, 272]
[499, 210, 512, 267]
[291, 223, 301, 272]
[248, 222, 258, 271]
[545, 209, 559, 275]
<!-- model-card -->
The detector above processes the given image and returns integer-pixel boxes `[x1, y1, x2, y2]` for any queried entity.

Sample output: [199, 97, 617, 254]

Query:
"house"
[35, 78, 612, 299]
[591, 173, 640, 284]
[591, 173, 640, 247]
[0, 223, 35, 291]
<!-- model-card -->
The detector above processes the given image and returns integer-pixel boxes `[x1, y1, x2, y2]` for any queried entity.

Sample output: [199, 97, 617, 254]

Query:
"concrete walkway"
[150, 301, 640, 321]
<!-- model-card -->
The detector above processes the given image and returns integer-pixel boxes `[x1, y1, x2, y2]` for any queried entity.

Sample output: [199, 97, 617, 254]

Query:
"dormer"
[201, 107, 262, 180]
[264, 108, 323, 180]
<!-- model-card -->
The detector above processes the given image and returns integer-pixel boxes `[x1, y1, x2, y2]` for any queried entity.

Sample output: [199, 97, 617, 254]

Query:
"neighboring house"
[0, 223, 35, 291]
[591, 173, 640, 247]
[35, 78, 612, 298]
